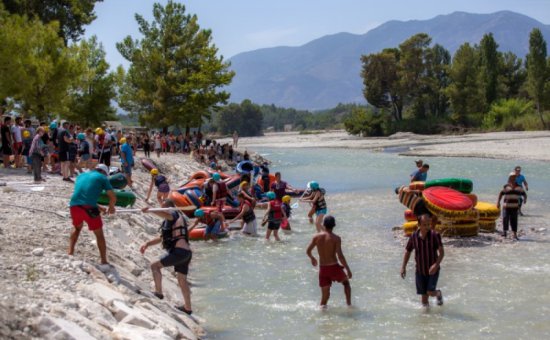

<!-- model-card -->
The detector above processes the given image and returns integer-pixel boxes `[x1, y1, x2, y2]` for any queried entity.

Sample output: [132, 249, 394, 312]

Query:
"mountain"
[227, 11, 550, 110]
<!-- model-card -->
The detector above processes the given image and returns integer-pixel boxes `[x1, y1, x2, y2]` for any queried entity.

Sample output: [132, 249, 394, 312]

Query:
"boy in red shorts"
[306, 215, 352, 308]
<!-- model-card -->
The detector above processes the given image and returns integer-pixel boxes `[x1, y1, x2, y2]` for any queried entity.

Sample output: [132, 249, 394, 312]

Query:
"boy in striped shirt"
[401, 214, 445, 307]
[497, 173, 527, 240]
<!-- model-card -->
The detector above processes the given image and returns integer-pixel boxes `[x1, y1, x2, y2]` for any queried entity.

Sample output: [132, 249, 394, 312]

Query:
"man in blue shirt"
[120, 136, 134, 186]
[411, 164, 429, 182]
[513, 166, 529, 215]
[69, 164, 116, 265]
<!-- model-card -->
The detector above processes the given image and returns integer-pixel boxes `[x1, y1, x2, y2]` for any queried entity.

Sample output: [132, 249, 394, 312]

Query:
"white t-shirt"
[11, 125, 22, 143]
[95, 132, 112, 153]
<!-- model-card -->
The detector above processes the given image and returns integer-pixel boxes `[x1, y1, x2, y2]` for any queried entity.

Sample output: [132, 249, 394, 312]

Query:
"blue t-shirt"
[515, 174, 526, 186]
[70, 171, 113, 207]
[410, 169, 427, 182]
[120, 143, 134, 165]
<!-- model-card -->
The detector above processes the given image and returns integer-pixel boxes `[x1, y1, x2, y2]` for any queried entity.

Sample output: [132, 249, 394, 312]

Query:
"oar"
[291, 189, 308, 209]
[116, 206, 196, 213]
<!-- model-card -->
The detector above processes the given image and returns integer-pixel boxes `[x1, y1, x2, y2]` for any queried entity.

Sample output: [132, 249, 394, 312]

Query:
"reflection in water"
[190, 148, 550, 339]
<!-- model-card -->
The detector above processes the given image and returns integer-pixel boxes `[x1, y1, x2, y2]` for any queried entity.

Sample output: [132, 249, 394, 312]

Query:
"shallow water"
[191, 148, 550, 339]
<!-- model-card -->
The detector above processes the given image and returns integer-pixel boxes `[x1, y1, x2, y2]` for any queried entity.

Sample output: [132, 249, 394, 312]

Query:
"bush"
[482, 98, 536, 131]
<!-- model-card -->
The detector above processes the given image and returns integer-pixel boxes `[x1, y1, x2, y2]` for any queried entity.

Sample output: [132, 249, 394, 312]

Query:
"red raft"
[422, 186, 474, 219]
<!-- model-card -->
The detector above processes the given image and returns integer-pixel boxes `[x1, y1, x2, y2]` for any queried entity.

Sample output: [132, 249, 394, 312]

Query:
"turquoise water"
[190, 148, 550, 339]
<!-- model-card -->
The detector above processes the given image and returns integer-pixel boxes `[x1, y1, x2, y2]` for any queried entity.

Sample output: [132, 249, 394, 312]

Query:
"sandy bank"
[217, 130, 550, 162]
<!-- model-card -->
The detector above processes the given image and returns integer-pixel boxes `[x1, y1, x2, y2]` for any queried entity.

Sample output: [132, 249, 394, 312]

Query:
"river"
[190, 148, 550, 339]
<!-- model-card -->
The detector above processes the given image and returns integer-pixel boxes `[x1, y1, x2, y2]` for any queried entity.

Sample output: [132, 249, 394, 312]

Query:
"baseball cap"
[96, 164, 109, 175]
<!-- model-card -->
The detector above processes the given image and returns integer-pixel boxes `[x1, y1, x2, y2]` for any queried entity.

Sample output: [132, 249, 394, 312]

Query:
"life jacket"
[269, 200, 283, 220]
[216, 181, 228, 199]
[155, 175, 167, 187]
[97, 134, 106, 149]
[282, 203, 291, 218]
[313, 188, 327, 211]
[160, 211, 188, 250]
[200, 211, 216, 226]
[241, 200, 256, 223]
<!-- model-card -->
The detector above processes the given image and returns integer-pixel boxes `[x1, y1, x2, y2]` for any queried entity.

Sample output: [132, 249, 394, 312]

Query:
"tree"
[526, 28, 548, 128]
[343, 106, 386, 137]
[499, 52, 526, 99]
[0, 14, 81, 120]
[425, 44, 451, 118]
[117, 1, 234, 130]
[2, 0, 102, 43]
[361, 48, 402, 121]
[446, 43, 485, 126]
[64, 36, 117, 127]
[216, 100, 263, 136]
[479, 33, 500, 108]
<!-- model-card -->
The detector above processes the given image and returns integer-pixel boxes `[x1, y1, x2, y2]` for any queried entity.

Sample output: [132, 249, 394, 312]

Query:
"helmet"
[308, 181, 319, 190]
[150, 168, 159, 176]
[95, 164, 109, 175]
[77, 133, 85, 140]
[266, 191, 276, 200]
[22, 130, 31, 138]
[282, 195, 291, 204]
[119, 137, 127, 144]
[212, 173, 221, 181]
[210, 162, 217, 169]
[95, 127, 104, 135]
[239, 181, 248, 188]
[49, 122, 57, 129]
[194, 209, 205, 217]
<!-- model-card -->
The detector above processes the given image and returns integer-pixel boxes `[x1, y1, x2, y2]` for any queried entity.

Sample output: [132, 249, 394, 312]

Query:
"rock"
[110, 300, 135, 321]
[120, 313, 155, 330]
[130, 266, 144, 277]
[537, 227, 547, 232]
[79, 282, 126, 307]
[136, 301, 198, 340]
[111, 323, 172, 340]
[32, 248, 44, 257]
[37, 316, 95, 340]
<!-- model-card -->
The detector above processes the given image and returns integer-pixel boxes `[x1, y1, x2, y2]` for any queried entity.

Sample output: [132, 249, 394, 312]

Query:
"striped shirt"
[28, 134, 45, 156]
[406, 230, 442, 276]
[499, 185, 526, 209]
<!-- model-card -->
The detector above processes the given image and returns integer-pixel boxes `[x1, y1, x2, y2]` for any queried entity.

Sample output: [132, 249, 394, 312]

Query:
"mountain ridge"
[227, 11, 550, 110]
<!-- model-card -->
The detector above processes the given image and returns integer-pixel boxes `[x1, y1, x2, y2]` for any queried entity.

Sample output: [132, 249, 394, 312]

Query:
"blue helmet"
[308, 181, 319, 190]
[49, 122, 58, 129]
[266, 191, 276, 200]
[77, 133, 86, 140]
[212, 173, 221, 181]
[194, 209, 205, 217]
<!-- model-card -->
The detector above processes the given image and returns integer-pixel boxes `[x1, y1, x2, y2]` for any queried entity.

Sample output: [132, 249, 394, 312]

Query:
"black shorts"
[415, 271, 439, 295]
[59, 151, 69, 162]
[160, 248, 192, 275]
[2, 145, 12, 156]
[268, 220, 281, 230]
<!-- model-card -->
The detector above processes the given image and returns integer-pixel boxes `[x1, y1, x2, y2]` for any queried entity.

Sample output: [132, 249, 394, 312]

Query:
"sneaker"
[175, 305, 192, 315]
[97, 263, 113, 272]
[63, 178, 74, 183]
[436, 290, 444, 306]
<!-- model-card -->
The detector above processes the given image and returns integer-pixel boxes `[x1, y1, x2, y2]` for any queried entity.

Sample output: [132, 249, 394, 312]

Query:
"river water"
[190, 148, 550, 339]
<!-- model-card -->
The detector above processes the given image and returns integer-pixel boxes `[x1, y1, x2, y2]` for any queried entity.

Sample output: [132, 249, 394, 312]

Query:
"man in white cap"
[68, 164, 116, 265]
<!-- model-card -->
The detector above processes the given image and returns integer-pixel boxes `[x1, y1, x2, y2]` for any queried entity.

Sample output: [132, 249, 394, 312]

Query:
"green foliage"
[117, 1, 234, 130]
[2, 0, 103, 43]
[343, 106, 387, 136]
[0, 14, 82, 120]
[526, 28, 548, 128]
[499, 52, 526, 99]
[64, 36, 117, 127]
[216, 100, 263, 137]
[482, 98, 536, 130]
[479, 33, 500, 108]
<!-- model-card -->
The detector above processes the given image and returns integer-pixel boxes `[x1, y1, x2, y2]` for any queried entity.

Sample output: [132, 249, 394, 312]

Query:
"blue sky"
[85, 0, 550, 69]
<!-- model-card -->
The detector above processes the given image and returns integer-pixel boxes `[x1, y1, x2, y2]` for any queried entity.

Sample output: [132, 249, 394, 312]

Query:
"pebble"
[32, 248, 44, 257]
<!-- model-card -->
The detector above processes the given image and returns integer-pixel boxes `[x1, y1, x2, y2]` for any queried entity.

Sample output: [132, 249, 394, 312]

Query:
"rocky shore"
[0, 153, 209, 339]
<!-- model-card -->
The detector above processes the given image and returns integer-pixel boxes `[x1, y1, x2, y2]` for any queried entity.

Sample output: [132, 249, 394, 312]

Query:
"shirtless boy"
[306, 215, 352, 308]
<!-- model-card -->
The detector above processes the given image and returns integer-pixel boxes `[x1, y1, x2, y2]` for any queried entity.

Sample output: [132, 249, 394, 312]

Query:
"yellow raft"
[435, 221, 479, 237]
[475, 201, 501, 220]
[478, 220, 497, 233]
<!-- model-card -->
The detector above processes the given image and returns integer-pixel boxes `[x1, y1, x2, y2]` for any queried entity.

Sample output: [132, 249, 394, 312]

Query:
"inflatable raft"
[236, 160, 254, 174]
[402, 221, 418, 236]
[98, 189, 136, 207]
[189, 227, 228, 241]
[109, 173, 128, 189]
[474, 201, 501, 220]
[478, 220, 497, 233]
[424, 178, 473, 194]
[435, 221, 479, 237]
[141, 158, 157, 172]
[409, 181, 425, 191]
[422, 186, 474, 219]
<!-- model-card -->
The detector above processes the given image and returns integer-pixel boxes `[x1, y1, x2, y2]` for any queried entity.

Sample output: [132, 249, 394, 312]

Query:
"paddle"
[291, 189, 308, 209]
[116, 206, 197, 213]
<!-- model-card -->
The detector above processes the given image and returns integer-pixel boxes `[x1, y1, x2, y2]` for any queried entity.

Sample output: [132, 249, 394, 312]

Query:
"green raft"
[424, 178, 473, 194]
[97, 189, 136, 207]
[109, 173, 128, 189]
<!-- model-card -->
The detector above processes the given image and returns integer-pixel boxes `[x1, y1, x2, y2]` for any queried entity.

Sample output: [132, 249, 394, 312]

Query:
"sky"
[85, 0, 550, 69]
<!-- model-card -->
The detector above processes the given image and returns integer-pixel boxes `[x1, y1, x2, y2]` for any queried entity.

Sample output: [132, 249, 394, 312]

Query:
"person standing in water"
[301, 181, 327, 232]
[497, 172, 527, 240]
[513, 166, 529, 215]
[400, 214, 444, 307]
[306, 215, 352, 308]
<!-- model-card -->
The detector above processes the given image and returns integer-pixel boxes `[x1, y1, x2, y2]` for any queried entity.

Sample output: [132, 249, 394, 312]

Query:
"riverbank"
[218, 130, 550, 162]
[0, 153, 207, 339]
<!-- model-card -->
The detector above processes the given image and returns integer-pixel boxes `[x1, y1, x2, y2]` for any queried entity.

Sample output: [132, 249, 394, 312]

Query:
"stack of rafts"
[400, 178, 500, 237]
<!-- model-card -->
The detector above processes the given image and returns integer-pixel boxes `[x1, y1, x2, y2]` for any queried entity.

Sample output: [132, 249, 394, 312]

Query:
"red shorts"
[70, 205, 103, 231]
[319, 264, 348, 287]
[13, 142, 22, 155]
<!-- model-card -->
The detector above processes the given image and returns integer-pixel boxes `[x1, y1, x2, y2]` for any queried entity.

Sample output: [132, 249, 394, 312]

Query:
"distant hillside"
[227, 11, 550, 110]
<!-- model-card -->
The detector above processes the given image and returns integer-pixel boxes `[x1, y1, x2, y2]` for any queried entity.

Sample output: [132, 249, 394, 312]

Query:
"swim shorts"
[70, 205, 103, 231]
[158, 182, 170, 193]
[122, 163, 132, 175]
[315, 208, 327, 216]
[319, 264, 348, 287]
[268, 220, 281, 230]
[415, 271, 439, 295]
[161, 248, 192, 275]
[205, 220, 221, 236]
